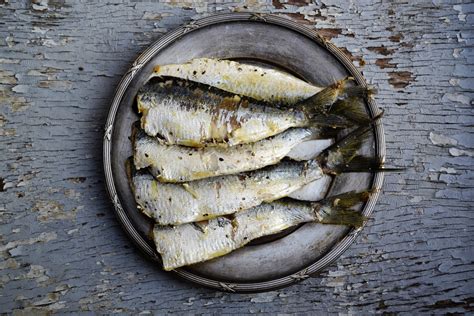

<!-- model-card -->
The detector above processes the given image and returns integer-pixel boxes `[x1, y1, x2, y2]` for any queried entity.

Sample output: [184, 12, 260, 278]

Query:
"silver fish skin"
[150, 58, 323, 104]
[133, 127, 323, 182]
[133, 122, 380, 225]
[137, 79, 308, 147]
[154, 192, 369, 271]
[132, 159, 323, 225]
[137, 78, 366, 147]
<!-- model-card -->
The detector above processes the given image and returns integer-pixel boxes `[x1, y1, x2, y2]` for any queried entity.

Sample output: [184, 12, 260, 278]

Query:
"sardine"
[133, 125, 333, 182]
[150, 58, 323, 104]
[132, 159, 324, 225]
[131, 122, 380, 225]
[137, 77, 371, 147]
[153, 191, 370, 270]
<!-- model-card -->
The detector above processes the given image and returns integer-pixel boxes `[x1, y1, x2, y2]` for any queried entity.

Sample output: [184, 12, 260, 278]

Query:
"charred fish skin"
[137, 79, 307, 147]
[154, 192, 369, 271]
[133, 126, 322, 182]
[150, 58, 323, 104]
[132, 159, 324, 225]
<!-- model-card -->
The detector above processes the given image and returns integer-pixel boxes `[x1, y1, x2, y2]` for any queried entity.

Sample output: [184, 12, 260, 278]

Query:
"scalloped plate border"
[103, 12, 386, 293]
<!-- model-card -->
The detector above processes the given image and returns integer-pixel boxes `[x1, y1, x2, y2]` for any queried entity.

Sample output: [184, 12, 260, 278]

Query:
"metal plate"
[103, 13, 385, 292]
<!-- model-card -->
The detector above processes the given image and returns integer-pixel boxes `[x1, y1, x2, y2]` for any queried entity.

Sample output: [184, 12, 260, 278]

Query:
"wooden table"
[1, 0, 473, 313]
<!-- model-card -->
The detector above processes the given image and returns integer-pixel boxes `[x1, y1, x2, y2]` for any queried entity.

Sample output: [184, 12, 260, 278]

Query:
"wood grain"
[0, 0, 473, 313]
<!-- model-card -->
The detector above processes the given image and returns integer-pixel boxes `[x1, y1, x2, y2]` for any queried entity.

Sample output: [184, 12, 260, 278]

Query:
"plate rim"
[103, 12, 386, 293]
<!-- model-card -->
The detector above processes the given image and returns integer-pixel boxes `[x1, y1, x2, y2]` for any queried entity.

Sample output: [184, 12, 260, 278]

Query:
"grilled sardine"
[154, 191, 370, 270]
[131, 123, 380, 225]
[137, 77, 371, 147]
[133, 125, 332, 182]
[150, 58, 323, 104]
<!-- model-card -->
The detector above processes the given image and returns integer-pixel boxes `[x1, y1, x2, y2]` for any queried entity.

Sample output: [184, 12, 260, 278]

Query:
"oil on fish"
[154, 191, 370, 270]
[130, 122, 382, 225]
[150, 58, 323, 104]
[137, 77, 371, 147]
[133, 124, 335, 182]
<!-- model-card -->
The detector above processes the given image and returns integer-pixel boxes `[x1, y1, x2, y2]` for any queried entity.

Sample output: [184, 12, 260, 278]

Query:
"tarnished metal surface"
[104, 13, 384, 291]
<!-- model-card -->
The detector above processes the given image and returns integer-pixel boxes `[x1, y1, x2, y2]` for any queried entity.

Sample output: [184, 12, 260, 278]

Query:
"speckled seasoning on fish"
[133, 125, 331, 182]
[137, 77, 371, 147]
[130, 123, 379, 225]
[153, 191, 370, 270]
[150, 58, 323, 104]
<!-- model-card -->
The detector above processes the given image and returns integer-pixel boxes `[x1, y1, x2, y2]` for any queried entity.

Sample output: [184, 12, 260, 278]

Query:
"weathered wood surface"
[1, 0, 473, 314]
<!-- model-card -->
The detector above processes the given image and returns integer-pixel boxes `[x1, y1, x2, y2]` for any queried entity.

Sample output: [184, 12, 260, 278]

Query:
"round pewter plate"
[103, 13, 385, 292]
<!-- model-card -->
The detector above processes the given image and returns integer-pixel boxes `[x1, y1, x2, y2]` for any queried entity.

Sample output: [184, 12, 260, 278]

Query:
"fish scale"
[138, 80, 305, 147]
[131, 121, 382, 226]
[132, 159, 323, 226]
[133, 126, 324, 182]
[150, 58, 323, 104]
[137, 76, 369, 147]
[154, 192, 369, 271]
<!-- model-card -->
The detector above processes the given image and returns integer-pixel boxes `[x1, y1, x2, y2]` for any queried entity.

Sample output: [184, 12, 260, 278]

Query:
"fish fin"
[326, 156, 406, 174]
[316, 112, 384, 172]
[314, 190, 372, 227]
[317, 209, 366, 227]
[307, 114, 353, 128]
[300, 77, 375, 120]
[329, 97, 373, 125]
[313, 126, 342, 140]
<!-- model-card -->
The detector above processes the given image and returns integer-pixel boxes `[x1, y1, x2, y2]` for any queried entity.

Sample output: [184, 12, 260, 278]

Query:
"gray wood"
[0, 0, 472, 313]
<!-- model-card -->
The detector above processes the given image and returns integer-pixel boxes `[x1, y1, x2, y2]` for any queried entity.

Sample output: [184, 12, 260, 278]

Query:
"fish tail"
[316, 115, 381, 172]
[313, 190, 372, 227]
[329, 96, 374, 125]
[307, 107, 382, 139]
[311, 126, 341, 140]
[326, 156, 406, 173]
[315, 112, 403, 174]
[300, 77, 375, 125]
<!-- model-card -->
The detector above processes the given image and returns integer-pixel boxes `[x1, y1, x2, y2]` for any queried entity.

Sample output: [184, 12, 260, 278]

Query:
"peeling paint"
[0, 258, 19, 270]
[0, 58, 19, 64]
[388, 71, 414, 88]
[66, 177, 86, 184]
[0, 232, 57, 252]
[339, 47, 365, 66]
[37, 80, 72, 91]
[367, 46, 395, 56]
[453, 5, 466, 22]
[33, 200, 77, 222]
[5, 34, 15, 47]
[453, 48, 462, 58]
[388, 33, 404, 42]
[32, 0, 49, 12]
[317, 28, 342, 39]
[442, 93, 471, 105]
[449, 148, 474, 157]
[429, 132, 458, 147]
[0, 70, 18, 84]
[0, 1, 472, 313]
[440, 167, 457, 174]
[64, 188, 81, 200]
[26, 265, 50, 285]
[250, 291, 279, 303]
[0, 86, 30, 111]
[375, 58, 396, 69]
